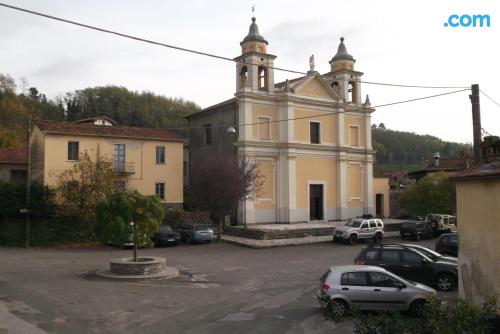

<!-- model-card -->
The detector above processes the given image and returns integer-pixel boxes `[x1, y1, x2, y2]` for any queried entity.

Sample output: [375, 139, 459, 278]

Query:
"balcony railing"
[113, 161, 135, 174]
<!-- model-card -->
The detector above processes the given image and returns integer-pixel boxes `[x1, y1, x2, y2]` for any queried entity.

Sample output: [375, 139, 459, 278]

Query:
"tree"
[58, 152, 121, 226]
[187, 153, 263, 240]
[399, 171, 456, 216]
[96, 191, 164, 261]
[63, 86, 200, 130]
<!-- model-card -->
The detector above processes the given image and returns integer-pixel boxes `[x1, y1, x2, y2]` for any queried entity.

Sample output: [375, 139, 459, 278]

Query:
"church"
[187, 17, 383, 224]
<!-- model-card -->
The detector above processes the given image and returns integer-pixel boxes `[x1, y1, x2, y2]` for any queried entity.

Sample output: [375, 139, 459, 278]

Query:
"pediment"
[293, 76, 340, 100]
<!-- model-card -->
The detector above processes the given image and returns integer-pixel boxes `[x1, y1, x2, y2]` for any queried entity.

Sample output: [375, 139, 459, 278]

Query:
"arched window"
[348, 81, 357, 102]
[258, 66, 267, 90]
[240, 66, 248, 87]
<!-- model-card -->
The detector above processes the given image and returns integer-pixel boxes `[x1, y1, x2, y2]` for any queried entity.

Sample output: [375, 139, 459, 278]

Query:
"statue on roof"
[309, 54, 315, 72]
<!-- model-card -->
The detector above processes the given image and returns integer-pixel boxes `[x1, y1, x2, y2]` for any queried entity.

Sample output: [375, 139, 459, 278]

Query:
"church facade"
[187, 17, 376, 224]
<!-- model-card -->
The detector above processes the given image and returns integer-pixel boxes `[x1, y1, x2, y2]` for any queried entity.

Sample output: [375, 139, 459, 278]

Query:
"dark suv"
[400, 221, 434, 241]
[354, 244, 458, 291]
[435, 233, 458, 257]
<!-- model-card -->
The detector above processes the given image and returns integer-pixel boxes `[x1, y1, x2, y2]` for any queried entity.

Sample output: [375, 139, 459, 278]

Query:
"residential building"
[407, 152, 472, 182]
[188, 17, 377, 224]
[450, 136, 500, 309]
[30, 120, 184, 208]
[0, 148, 28, 185]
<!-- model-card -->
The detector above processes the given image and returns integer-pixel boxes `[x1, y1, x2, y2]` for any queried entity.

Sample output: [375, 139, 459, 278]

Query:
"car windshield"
[195, 225, 210, 231]
[345, 220, 362, 227]
[160, 226, 173, 233]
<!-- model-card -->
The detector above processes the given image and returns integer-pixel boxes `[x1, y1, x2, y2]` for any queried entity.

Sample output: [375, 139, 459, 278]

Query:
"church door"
[309, 184, 324, 221]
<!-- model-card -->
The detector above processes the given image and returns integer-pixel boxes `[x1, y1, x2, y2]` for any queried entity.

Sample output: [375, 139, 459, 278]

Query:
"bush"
[0, 216, 95, 247]
[322, 294, 498, 334]
[0, 181, 56, 220]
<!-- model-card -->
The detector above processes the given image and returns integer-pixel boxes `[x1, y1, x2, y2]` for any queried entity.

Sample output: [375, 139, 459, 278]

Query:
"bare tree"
[58, 152, 122, 227]
[187, 152, 263, 240]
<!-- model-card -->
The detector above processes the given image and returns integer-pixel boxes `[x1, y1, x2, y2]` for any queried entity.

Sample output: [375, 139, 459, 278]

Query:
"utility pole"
[25, 120, 32, 248]
[470, 84, 482, 164]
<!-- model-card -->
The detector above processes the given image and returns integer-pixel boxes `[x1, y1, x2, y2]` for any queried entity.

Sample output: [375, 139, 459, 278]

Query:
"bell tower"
[328, 37, 363, 104]
[234, 17, 276, 93]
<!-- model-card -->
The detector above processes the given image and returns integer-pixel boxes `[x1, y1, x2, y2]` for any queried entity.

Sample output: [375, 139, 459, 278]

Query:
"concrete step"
[221, 231, 401, 249]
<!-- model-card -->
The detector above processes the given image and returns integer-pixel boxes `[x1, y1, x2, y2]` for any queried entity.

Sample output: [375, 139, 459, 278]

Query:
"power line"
[172, 88, 470, 131]
[0, 2, 304, 75]
[480, 89, 500, 108]
[0, 2, 470, 88]
[360, 80, 468, 89]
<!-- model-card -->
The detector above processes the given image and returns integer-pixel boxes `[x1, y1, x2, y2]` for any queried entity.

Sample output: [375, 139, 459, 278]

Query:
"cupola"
[240, 17, 268, 54]
[329, 37, 356, 72]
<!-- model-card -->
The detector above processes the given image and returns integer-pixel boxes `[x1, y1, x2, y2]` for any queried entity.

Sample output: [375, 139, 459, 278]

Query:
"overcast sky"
[1, 0, 499, 143]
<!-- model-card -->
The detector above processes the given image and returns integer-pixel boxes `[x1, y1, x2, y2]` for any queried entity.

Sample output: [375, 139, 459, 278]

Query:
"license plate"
[168, 239, 175, 242]
[404, 233, 411, 236]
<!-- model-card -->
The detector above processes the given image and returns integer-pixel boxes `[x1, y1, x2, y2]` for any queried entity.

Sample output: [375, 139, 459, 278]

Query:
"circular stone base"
[96, 266, 179, 279]
[111, 256, 166, 275]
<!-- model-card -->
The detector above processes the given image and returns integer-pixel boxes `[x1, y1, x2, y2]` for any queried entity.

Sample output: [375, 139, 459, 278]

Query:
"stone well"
[110, 257, 166, 276]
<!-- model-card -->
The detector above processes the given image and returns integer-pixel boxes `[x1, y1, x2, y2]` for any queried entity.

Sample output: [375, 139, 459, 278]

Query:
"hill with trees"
[0, 73, 200, 148]
[1, 73, 472, 173]
[372, 123, 472, 174]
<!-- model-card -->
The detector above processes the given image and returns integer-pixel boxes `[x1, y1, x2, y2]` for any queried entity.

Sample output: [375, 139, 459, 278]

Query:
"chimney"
[482, 136, 500, 163]
[433, 152, 440, 167]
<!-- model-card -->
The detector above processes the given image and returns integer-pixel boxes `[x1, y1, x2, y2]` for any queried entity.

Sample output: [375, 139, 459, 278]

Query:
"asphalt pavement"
[0, 237, 456, 334]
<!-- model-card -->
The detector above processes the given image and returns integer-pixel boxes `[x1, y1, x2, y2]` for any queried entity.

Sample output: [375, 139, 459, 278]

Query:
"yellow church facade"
[188, 17, 377, 224]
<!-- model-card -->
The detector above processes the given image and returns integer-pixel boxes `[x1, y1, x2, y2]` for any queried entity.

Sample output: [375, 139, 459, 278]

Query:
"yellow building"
[30, 119, 184, 207]
[188, 17, 378, 224]
[450, 136, 500, 309]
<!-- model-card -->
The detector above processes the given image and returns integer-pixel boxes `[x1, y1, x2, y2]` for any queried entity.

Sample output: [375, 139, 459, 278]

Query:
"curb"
[95, 266, 180, 279]
[221, 231, 402, 249]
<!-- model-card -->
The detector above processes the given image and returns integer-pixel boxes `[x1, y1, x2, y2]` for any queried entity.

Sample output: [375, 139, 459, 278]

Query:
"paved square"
[0, 238, 454, 333]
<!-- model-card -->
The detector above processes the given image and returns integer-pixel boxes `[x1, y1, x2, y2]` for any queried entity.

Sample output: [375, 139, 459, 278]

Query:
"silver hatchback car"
[317, 265, 436, 317]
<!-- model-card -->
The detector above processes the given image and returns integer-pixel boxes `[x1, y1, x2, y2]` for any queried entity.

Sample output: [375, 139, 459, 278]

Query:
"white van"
[425, 214, 457, 233]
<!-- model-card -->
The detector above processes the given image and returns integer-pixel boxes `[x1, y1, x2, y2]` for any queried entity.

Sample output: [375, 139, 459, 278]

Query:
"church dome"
[330, 37, 354, 62]
[241, 17, 268, 45]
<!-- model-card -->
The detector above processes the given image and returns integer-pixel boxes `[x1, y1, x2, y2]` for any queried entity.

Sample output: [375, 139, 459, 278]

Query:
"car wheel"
[328, 299, 349, 318]
[348, 234, 358, 245]
[373, 233, 382, 243]
[409, 299, 426, 317]
[186, 236, 192, 244]
[436, 273, 454, 291]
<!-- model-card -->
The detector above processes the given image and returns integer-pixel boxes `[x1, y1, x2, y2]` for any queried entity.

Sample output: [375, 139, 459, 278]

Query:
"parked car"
[354, 244, 458, 291]
[179, 224, 214, 244]
[334, 218, 384, 245]
[400, 221, 434, 240]
[401, 244, 457, 263]
[425, 214, 457, 235]
[435, 233, 458, 257]
[317, 265, 436, 317]
[152, 226, 180, 247]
